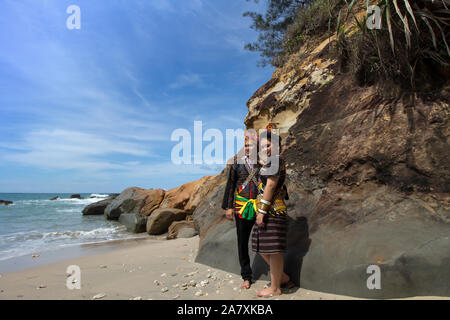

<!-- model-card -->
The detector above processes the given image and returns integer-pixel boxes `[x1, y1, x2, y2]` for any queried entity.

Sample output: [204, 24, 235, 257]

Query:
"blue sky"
[0, 0, 274, 193]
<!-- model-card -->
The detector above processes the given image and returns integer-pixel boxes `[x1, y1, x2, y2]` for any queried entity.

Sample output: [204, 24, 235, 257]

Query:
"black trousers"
[235, 214, 255, 281]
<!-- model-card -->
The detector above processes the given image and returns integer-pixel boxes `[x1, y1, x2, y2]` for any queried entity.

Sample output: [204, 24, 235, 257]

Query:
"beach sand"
[0, 236, 447, 300]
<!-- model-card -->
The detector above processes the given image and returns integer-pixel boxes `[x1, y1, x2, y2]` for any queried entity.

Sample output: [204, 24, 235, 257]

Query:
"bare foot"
[257, 287, 282, 297]
[240, 280, 251, 289]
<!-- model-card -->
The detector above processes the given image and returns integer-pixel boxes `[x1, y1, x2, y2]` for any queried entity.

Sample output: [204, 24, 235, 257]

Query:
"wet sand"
[0, 236, 448, 300]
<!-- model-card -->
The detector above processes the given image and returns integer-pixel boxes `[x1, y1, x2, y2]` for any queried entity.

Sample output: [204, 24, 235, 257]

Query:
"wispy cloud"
[0, 0, 273, 192]
[168, 73, 205, 89]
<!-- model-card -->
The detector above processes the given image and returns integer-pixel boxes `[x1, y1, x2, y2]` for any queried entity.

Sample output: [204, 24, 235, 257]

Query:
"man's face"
[244, 139, 257, 163]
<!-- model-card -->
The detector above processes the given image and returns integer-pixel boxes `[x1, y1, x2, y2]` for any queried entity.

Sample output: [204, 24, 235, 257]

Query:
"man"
[222, 131, 260, 290]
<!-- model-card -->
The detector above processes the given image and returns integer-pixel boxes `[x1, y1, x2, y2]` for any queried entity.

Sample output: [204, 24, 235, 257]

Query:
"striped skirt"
[251, 214, 287, 254]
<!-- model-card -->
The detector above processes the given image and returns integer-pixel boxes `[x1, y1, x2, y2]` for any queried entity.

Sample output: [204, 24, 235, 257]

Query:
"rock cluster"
[81, 175, 220, 237]
[192, 35, 450, 298]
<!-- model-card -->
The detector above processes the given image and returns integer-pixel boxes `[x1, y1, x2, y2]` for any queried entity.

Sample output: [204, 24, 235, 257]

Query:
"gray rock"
[146, 208, 187, 235]
[0, 200, 13, 206]
[104, 187, 149, 220]
[118, 213, 148, 233]
[177, 228, 198, 238]
[82, 195, 118, 216]
[70, 194, 83, 199]
[49, 196, 59, 201]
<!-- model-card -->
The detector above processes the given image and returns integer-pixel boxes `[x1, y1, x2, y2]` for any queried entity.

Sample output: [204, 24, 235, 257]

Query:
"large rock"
[82, 195, 118, 216]
[146, 208, 187, 235]
[70, 194, 82, 199]
[105, 187, 152, 220]
[167, 220, 198, 239]
[139, 189, 165, 216]
[49, 196, 59, 201]
[0, 200, 13, 206]
[159, 175, 223, 212]
[193, 35, 450, 299]
[118, 213, 147, 233]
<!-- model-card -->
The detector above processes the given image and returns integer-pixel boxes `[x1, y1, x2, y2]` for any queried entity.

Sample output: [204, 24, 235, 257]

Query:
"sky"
[0, 0, 275, 193]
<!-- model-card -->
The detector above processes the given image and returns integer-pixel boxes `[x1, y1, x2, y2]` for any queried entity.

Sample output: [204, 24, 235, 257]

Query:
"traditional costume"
[251, 154, 288, 254]
[221, 135, 260, 282]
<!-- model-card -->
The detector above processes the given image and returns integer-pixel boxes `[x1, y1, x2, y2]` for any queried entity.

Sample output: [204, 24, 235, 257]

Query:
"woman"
[252, 129, 293, 297]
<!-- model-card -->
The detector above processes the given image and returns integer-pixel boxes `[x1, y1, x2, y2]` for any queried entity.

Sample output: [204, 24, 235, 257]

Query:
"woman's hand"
[256, 213, 265, 227]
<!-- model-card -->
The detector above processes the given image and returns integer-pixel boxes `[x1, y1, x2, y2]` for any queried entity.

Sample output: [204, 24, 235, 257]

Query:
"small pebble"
[154, 280, 160, 286]
[99, 265, 107, 269]
[172, 295, 180, 300]
[37, 285, 47, 289]
[172, 284, 179, 288]
[161, 287, 169, 293]
[161, 273, 167, 277]
[31, 254, 39, 258]
[92, 293, 106, 300]
[195, 290, 203, 297]
[131, 296, 143, 300]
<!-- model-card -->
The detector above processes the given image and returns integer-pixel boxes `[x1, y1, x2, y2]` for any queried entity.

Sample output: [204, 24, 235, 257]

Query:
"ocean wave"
[89, 194, 110, 199]
[0, 226, 128, 244]
[0, 233, 147, 262]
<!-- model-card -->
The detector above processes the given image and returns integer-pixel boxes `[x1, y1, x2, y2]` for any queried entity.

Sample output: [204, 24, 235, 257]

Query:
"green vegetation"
[244, 0, 450, 94]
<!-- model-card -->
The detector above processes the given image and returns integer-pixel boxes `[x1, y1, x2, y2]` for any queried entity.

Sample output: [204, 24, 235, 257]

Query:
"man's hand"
[225, 209, 234, 221]
[256, 213, 265, 227]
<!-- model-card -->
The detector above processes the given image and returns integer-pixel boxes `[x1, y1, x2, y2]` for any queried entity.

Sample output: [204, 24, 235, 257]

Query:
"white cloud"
[168, 73, 204, 89]
[2, 129, 152, 171]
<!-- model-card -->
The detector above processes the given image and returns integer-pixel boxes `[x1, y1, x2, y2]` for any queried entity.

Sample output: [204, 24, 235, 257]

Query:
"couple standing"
[221, 127, 293, 297]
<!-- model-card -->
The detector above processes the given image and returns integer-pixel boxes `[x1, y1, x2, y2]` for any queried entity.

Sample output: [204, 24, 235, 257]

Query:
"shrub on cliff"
[247, 0, 449, 95]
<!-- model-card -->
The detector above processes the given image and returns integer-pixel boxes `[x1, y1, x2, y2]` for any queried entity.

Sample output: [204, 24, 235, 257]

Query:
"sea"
[0, 193, 146, 262]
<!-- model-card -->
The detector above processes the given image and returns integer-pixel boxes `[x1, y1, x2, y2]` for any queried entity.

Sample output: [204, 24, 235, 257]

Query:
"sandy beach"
[0, 236, 447, 301]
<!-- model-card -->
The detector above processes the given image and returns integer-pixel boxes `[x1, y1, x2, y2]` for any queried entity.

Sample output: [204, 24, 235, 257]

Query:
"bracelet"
[260, 203, 270, 212]
[257, 208, 267, 215]
[260, 199, 271, 206]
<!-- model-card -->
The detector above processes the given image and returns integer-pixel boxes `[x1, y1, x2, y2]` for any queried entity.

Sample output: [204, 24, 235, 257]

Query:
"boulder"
[159, 175, 223, 212]
[167, 220, 198, 239]
[139, 189, 165, 216]
[193, 35, 450, 299]
[50, 196, 59, 200]
[0, 200, 13, 206]
[146, 208, 187, 235]
[104, 187, 151, 220]
[178, 227, 199, 239]
[70, 194, 82, 199]
[82, 195, 118, 216]
[118, 213, 148, 233]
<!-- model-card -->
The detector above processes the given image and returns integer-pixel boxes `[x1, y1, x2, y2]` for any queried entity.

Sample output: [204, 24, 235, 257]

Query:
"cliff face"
[193, 35, 450, 298]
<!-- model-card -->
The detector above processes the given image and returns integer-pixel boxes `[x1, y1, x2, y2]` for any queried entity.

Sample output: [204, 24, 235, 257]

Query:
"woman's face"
[259, 137, 271, 159]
